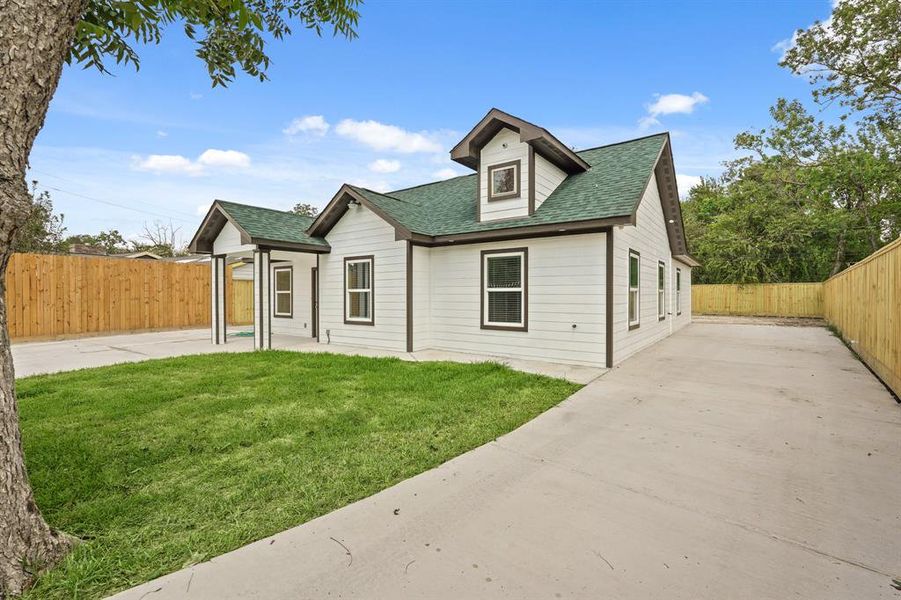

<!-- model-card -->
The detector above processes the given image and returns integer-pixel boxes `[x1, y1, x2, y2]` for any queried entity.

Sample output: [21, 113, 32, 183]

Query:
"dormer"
[451, 109, 590, 222]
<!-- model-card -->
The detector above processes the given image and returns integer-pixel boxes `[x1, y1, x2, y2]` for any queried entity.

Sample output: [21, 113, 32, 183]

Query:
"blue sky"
[30, 0, 834, 245]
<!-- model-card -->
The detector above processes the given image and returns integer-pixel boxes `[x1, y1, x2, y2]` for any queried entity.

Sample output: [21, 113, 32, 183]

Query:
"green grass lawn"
[17, 351, 580, 599]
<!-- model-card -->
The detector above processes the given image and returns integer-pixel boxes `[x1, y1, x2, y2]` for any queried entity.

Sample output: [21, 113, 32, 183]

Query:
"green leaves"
[780, 0, 900, 131]
[683, 100, 900, 284]
[69, 0, 362, 87]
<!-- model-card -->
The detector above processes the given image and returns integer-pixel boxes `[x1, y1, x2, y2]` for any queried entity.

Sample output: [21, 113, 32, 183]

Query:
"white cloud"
[283, 115, 330, 136]
[197, 149, 251, 168]
[132, 154, 204, 176]
[771, 34, 799, 61]
[676, 174, 703, 197]
[132, 148, 250, 176]
[368, 159, 401, 173]
[433, 168, 460, 180]
[640, 92, 709, 129]
[189, 92, 203, 100]
[196, 202, 212, 215]
[335, 119, 444, 153]
[156, 130, 168, 138]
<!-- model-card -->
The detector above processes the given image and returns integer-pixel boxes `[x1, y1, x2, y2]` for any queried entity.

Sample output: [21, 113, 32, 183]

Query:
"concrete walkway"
[12, 328, 602, 384]
[110, 322, 901, 600]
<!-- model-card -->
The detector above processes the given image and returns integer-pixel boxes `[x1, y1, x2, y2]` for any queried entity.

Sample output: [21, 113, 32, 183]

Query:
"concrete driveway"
[109, 321, 901, 600]
[12, 329, 602, 383]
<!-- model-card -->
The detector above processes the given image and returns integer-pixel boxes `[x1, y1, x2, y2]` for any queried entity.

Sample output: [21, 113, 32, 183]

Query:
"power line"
[30, 169, 201, 222]
[40, 185, 198, 225]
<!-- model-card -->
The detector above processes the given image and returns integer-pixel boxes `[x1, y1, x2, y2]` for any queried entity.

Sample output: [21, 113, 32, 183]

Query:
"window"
[273, 265, 293, 318]
[676, 268, 682, 316]
[345, 256, 374, 324]
[657, 261, 666, 321]
[628, 250, 640, 329]
[482, 248, 527, 330]
[487, 160, 520, 200]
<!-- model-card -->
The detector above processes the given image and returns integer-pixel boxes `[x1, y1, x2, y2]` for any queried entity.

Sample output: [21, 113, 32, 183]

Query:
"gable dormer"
[451, 108, 589, 222]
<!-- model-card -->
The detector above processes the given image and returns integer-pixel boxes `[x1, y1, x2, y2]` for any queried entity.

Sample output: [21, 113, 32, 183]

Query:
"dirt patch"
[693, 315, 826, 327]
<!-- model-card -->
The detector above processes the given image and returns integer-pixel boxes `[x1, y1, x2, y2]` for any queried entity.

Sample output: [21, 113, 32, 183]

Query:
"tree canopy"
[683, 0, 900, 284]
[72, 0, 362, 86]
[683, 100, 900, 283]
[780, 0, 900, 131]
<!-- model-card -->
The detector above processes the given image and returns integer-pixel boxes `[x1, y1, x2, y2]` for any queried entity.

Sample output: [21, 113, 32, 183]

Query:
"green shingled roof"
[216, 200, 330, 248]
[351, 133, 667, 236]
[212, 133, 667, 246]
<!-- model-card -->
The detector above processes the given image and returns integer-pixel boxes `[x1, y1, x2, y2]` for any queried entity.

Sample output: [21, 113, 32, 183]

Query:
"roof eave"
[450, 108, 589, 174]
[307, 184, 414, 240]
[407, 215, 632, 247]
[251, 238, 331, 253]
[188, 200, 254, 254]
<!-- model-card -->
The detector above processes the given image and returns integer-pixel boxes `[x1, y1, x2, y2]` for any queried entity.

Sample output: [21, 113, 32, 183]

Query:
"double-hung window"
[657, 261, 666, 321]
[628, 250, 640, 329]
[273, 265, 293, 318]
[482, 248, 527, 330]
[345, 256, 374, 324]
[676, 268, 682, 316]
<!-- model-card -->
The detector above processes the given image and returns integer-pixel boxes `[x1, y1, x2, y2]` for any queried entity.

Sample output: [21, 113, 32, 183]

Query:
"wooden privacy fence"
[5, 253, 255, 341]
[692, 283, 824, 318]
[227, 278, 254, 326]
[823, 237, 901, 397]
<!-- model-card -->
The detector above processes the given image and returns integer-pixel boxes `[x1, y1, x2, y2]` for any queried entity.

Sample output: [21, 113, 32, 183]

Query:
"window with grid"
[628, 250, 640, 328]
[676, 268, 682, 315]
[657, 261, 665, 320]
[273, 266, 292, 317]
[345, 257, 373, 323]
[483, 251, 525, 328]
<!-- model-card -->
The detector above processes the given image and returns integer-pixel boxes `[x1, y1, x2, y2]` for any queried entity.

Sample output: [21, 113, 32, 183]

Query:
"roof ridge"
[574, 131, 669, 155]
[389, 172, 476, 195]
[350, 184, 424, 207]
[216, 199, 296, 216]
[216, 199, 315, 225]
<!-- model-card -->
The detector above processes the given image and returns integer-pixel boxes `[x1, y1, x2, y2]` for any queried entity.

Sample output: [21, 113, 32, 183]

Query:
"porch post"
[211, 254, 227, 344]
[253, 248, 272, 350]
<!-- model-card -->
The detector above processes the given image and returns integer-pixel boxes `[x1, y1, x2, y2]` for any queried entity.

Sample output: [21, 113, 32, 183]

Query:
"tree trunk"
[0, 0, 86, 595]
[830, 231, 847, 276]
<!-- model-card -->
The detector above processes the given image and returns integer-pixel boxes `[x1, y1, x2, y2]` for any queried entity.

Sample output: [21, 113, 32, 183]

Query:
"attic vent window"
[487, 160, 520, 201]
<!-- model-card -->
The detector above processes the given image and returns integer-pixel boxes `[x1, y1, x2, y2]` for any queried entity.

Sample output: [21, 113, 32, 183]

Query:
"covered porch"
[189, 200, 330, 350]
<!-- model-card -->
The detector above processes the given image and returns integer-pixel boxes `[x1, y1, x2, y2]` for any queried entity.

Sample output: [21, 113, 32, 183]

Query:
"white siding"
[479, 127, 530, 221]
[612, 173, 676, 363]
[212, 222, 254, 255]
[411, 245, 431, 351]
[270, 252, 317, 337]
[318, 204, 406, 350]
[427, 233, 607, 367]
[534, 153, 567, 210]
[671, 258, 693, 333]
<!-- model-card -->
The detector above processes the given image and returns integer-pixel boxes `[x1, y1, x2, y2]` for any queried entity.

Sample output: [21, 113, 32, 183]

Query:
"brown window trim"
[628, 248, 640, 331]
[480, 247, 528, 332]
[657, 260, 666, 322]
[272, 264, 293, 318]
[676, 267, 682, 316]
[344, 255, 375, 326]
[486, 159, 521, 202]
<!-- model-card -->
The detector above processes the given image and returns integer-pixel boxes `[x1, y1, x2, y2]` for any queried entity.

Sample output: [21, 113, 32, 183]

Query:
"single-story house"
[189, 109, 698, 367]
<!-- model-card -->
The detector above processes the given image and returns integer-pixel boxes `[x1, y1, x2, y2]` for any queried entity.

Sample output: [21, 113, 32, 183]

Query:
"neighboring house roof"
[189, 200, 330, 253]
[116, 251, 162, 260]
[69, 243, 107, 256]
